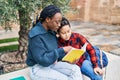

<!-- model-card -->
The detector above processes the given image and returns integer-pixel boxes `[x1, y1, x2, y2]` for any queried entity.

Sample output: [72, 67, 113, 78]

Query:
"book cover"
[10, 76, 26, 80]
[62, 43, 88, 63]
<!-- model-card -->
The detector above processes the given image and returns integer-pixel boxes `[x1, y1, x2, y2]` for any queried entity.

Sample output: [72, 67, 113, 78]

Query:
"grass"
[0, 38, 19, 53]
[0, 37, 18, 44]
[0, 44, 18, 53]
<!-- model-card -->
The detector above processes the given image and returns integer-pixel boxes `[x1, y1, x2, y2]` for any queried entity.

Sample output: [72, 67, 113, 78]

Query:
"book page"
[81, 42, 88, 51]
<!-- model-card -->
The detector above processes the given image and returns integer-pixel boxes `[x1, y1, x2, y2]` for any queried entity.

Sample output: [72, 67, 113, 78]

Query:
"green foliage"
[0, 44, 18, 53]
[40, 0, 71, 13]
[0, 37, 18, 44]
[0, 0, 71, 28]
[0, 0, 17, 28]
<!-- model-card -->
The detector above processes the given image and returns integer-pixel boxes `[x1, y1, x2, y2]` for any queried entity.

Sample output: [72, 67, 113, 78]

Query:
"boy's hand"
[94, 67, 103, 75]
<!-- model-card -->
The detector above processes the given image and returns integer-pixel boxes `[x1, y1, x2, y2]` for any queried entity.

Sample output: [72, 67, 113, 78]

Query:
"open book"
[62, 43, 88, 63]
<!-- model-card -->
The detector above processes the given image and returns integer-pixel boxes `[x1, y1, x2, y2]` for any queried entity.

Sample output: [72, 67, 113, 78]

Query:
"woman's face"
[47, 13, 62, 31]
[59, 25, 72, 41]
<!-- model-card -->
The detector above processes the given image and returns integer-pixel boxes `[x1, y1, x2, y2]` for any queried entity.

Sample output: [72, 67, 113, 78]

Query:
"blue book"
[10, 76, 26, 80]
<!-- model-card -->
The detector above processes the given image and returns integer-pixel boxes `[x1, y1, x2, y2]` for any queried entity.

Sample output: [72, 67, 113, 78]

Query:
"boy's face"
[59, 25, 72, 41]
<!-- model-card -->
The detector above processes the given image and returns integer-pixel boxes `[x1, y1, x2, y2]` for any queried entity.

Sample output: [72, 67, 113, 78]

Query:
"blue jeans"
[81, 60, 103, 80]
[81, 55, 103, 80]
[30, 62, 83, 80]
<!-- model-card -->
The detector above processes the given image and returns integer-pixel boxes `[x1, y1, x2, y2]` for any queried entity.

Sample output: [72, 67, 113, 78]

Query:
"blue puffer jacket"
[26, 22, 65, 67]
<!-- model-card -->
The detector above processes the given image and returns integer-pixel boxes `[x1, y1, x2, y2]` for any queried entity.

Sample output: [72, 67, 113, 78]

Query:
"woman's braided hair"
[33, 5, 61, 27]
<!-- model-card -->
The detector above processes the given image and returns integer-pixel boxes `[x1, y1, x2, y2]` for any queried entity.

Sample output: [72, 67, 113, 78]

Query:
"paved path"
[71, 21, 120, 56]
[0, 21, 120, 80]
[0, 28, 19, 47]
[0, 21, 120, 56]
[0, 28, 19, 40]
[0, 21, 120, 55]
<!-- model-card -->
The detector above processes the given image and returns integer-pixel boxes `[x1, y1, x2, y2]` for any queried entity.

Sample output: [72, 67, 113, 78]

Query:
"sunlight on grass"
[0, 38, 18, 44]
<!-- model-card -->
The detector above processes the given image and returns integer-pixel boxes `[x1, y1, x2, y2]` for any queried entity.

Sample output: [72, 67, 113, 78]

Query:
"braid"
[32, 15, 40, 27]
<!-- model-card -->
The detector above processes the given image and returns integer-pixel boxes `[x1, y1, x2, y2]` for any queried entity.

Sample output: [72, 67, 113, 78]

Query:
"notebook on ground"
[10, 76, 26, 80]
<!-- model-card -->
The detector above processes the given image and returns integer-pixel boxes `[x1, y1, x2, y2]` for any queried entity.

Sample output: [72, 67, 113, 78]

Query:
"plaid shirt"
[58, 32, 98, 68]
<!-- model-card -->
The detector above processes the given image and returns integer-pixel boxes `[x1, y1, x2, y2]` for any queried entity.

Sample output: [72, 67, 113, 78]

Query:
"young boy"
[57, 17, 104, 80]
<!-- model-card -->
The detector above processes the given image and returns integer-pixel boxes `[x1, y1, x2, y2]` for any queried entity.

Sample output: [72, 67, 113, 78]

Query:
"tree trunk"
[16, 9, 31, 59]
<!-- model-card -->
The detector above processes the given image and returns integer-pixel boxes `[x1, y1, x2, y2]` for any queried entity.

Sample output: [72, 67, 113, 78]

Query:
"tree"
[0, 0, 71, 58]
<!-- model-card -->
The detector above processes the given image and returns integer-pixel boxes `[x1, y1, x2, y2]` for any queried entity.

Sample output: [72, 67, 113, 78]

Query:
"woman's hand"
[94, 67, 103, 75]
[63, 46, 73, 53]
[54, 60, 58, 64]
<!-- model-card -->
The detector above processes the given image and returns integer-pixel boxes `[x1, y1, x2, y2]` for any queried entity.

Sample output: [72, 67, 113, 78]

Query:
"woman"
[57, 17, 104, 80]
[26, 5, 83, 80]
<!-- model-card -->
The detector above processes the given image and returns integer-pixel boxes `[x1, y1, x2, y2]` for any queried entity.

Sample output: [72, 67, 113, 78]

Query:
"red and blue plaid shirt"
[58, 32, 98, 68]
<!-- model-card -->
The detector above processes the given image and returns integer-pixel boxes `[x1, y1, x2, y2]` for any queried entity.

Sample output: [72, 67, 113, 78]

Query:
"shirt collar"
[29, 22, 47, 38]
